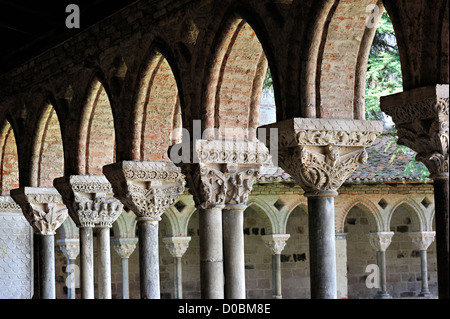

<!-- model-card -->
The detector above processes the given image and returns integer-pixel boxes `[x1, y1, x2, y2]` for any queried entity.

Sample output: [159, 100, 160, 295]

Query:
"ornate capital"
[162, 236, 191, 257]
[10, 187, 68, 235]
[103, 161, 185, 221]
[381, 85, 449, 178]
[54, 175, 123, 228]
[0, 195, 21, 212]
[367, 231, 394, 252]
[409, 231, 436, 251]
[261, 234, 290, 255]
[261, 118, 382, 193]
[57, 238, 80, 260]
[179, 139, 269, 209]
[112, 237, 138, 258]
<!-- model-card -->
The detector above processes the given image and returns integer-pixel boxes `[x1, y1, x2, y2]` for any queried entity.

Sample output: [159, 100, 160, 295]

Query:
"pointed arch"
[245, 197, 278, 234]
[388, 199, 426, 232]
[339, 198, 383, 233]
[0, 121, 19, 194]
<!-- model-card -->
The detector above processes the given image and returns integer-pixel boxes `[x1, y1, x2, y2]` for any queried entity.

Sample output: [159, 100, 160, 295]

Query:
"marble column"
[163, 236, 191, 299]
[57, 238, 80, 299]
[11, 187, 69, 299]
[54, 175, 123, 299]
[409, 231, 436, 297]
[261, 234, 290, 299]
[261, 118, 383, 298]
[112, 237, 138, 299]
[367, 231, 394, 299]
[174, 139, 269, 299]
[103, 160, 185, 299]
[381, 85, 449, 299]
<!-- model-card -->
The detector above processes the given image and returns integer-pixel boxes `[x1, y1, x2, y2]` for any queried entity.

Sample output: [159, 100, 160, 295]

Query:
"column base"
[418, 290, 433, 298]
[373, 291, 391, 299]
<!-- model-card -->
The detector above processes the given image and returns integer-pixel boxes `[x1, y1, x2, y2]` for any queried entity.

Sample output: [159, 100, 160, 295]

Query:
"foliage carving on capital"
[367, 232, 394, 252]
[261, 234, 290, 255]
[409, 231, 436, 251]
[163, 236, 191, 257]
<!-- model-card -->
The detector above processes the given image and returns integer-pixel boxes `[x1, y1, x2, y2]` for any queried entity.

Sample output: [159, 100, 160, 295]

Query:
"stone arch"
[200, 9, 277, 140]
[339, 198, 383, 233]
[281, 199, 308, 235]
[78, 76, 116, 175]
[0, 121, 19, 195]
[388, 199, 426, 232]
[163, 204, 197, 237]
[132, 42, 185, 161]
[30, 103, 64, 187]
[245, 197, 276, 235]
[112, 210, 137, 239]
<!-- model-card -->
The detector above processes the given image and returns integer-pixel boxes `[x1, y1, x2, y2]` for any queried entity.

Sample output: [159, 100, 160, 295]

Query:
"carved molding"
[162, 236, 191, 257]
[103, 161, 185, 220]
[10, 187, 69, 235]
[54, 175, 123, 228]
[381, 85, 449, 177]
[261, 234, 290, 255]
[0, 195, 21, 212]
[262, 118, 382, 193]
[409, 231, 436, 251]
[57, 238, 80, 260]
[367, 231, 394, 252]
[112, 237, 138, 258]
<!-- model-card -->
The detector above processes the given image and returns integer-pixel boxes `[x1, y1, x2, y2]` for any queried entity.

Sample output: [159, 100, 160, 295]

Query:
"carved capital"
[409, 231, 436, 251]
[162, 236, 191, 257]
[381, 85, 449, 178]
[54, 175, 123, 228]
[261, 234, 290, 255]
[367, 231, 394, 252]
[57, 238, 80, 260]
[112, 237, 138, 258]
[261, 118, 382, 192]
[179, 139, 269, 209]
[0, 195, 22, 212]
[103, 161, 185, 220]
[11, 187, 68, 235]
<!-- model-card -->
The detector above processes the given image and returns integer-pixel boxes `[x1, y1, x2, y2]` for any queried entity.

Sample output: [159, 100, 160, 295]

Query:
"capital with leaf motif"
[367, 232, 394, 252]
[261, 234, 290, 255]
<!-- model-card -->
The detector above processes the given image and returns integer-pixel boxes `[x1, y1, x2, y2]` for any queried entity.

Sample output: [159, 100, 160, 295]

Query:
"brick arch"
[387, 199, 426, 233]
[0, 121, 19, 194]
[31, 104, 64, 187]
[200, 11, 274, 140]
[79, 77, 116, 175]
[132, 43, 184, 161]
[339, 199, 383, 233]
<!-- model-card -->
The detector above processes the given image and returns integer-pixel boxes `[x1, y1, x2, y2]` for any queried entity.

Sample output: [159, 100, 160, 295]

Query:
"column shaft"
[307, 194, 337, 299]
[80, 227, 95, 299]
[174, 257, 183, 299]
[67, 259, 76, 299]
[434, 177, 449, 299]
[39, 234, 55, 299]
[223, 209, 245, 299]
[419, 250, 431, 296]
[273, 254, 282, 299]
[199, 207, 224, 299]
[138, 219, 160, 299]
[375, 250, 390, 298]
[97, 227, 112, 299]
[122, 258, 130, 299]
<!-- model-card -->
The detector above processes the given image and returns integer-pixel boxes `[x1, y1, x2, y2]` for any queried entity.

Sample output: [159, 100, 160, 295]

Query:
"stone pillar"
[57, 238, 80, 299]
[409, 231, 436, 297]
[367, 231, 394, 299]
[261, 118, 382, 298]
[103, 160, 185, 299]
[335, 232, 348, 299]
[11, 187, 69, 299]
[163, 236, 191, 299]
[112, 237, 138, 299]
[381, 85, 449, 299]
[174, 139, 269, 299]
[54, 175, 123, 299]
[261, 234, 290, 299]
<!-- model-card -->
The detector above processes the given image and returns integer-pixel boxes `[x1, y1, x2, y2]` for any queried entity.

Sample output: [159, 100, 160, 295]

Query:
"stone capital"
[409, 231, 436, 251]
[162, 236, 191, 257]
[112, 237, 138, 258]
[10, 187, 68, 235]
[261, 118, 383, 192]
[367, 231, 394, 252]
[57, 238, 80, 260]
[261, 234, 290, 255]
[177, 139, 270, 209]
[54, 175, 123, 228]
[380, 85, 449, 178]
[103, 161, 185, 221]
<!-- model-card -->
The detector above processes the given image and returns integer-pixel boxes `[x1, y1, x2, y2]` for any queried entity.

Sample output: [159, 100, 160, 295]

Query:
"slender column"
[11, 187, 69, 299]
[335, 233, 349, 299]
[57, 238, 80, 299]
[409, 231, 436, 297]
[261, 118, 383, 299]
[261, 234, 290, 299]
[54, 175, 123, 299]
[103, 160, 185, 299]
[163, 236, 191, 299]
[112, 237, 138, 299]
[381, 85, 449, 299]
[367, 231, 394, 299]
